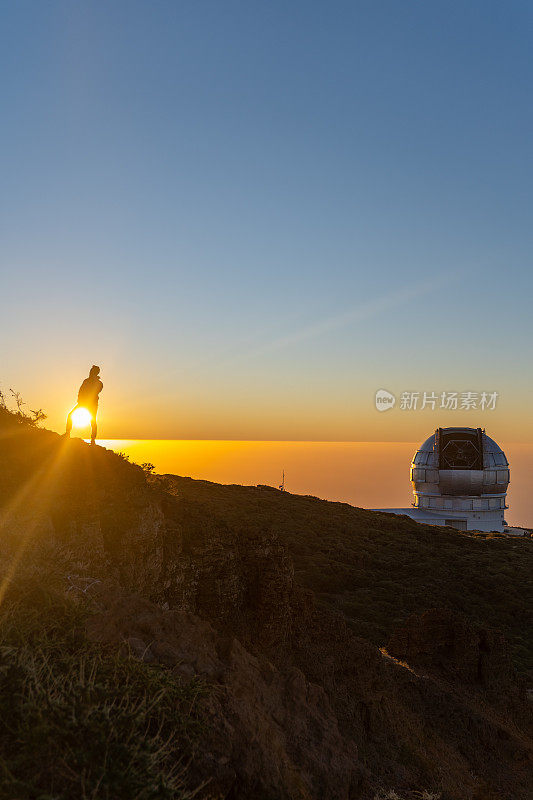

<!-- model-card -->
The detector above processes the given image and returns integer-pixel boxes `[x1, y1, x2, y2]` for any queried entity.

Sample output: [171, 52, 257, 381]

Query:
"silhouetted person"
[65, 365, 103, 445]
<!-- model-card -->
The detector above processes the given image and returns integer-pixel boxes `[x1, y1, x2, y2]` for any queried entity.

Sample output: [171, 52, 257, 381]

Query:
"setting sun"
[70, 407, 92, 428]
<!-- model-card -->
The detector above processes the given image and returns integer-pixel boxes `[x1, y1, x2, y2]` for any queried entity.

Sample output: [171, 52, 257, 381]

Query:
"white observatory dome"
[410, 427, 509, 530]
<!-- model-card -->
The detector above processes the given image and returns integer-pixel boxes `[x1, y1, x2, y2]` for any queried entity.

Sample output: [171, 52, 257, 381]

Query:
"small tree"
[9, 389, 25, 416]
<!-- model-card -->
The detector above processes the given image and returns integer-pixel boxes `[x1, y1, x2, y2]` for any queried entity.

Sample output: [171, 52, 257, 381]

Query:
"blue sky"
[1, 1, 532, 440]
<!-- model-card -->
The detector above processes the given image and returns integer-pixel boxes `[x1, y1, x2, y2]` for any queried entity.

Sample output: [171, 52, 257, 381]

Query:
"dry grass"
[0, 553, 207, 800]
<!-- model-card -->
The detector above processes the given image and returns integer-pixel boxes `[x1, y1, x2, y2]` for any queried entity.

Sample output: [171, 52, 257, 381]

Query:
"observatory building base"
[373, 506, 506, 533]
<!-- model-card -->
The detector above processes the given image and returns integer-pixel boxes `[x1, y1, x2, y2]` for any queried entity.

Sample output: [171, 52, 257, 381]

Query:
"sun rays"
[0, 435, 72, 608]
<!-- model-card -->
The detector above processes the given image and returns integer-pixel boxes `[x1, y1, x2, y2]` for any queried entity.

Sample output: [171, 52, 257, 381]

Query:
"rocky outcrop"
[87, 586, 359, 800]
[387, 608, 518, 693]
[292, 606, 533, 800]
[158, 490, 311, 649]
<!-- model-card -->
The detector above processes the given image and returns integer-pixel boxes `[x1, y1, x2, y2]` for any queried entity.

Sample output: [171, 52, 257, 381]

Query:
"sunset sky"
[2, 2, 533, 444]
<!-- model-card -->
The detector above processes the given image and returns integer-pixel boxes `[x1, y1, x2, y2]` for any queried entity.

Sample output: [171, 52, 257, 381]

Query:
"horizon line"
[89, 438, 532, 446]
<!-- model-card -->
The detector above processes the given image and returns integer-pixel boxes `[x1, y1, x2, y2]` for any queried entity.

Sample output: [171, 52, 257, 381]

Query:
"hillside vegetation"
[161, 476, 533, 677]
[0, 406, 531, 800]
[0, 571, 205, 799]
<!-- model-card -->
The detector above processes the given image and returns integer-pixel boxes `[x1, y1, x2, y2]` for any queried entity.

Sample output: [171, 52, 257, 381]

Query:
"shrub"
[0, 586, 206, 799]
[0, 387, 47, 426]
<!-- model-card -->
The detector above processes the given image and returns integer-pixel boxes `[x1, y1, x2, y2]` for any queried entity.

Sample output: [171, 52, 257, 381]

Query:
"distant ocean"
[95, 439, 533, 528]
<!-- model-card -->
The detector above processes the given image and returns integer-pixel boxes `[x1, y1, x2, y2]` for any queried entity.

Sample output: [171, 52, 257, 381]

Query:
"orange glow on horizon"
[96, 439, 533, 527]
